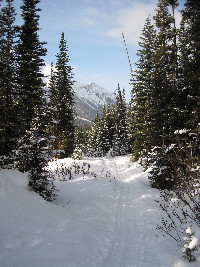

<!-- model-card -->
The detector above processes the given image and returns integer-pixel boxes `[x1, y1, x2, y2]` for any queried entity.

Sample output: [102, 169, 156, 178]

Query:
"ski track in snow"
[101, 157, 147, 267]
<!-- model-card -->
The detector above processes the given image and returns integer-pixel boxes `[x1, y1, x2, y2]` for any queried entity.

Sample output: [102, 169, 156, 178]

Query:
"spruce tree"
[27, 95, 57, 201]
[112, 84, 129, 156]
[73, 125, 89, 158]
[104, 103, 116, 155]
[147, 0, 179, 188]
[17, 0, 47, 138]
[87, 103, 117, 157]
[179, 0, 200, 133]
[15, 0, 56, 200]
[130, 16, 157, 160]
[88, 111, 102, 157]
[130, 0, 180, 188]
[126, 101, 135, 156]
[50, 32, 75, 158]
[0, 0, 18, 167]
[173, 0, 200, 180]
[98, 105, 107, 156]
[97, 104, 115, 156]
[151, 0, 178, 148]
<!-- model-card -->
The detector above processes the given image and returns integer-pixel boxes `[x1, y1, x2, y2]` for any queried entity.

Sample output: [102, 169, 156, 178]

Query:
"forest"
[0, 0, 200, 263]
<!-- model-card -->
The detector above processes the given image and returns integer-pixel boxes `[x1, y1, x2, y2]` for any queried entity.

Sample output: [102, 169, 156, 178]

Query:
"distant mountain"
[73, 82, 116, 124]
[44, 71, 116, 125]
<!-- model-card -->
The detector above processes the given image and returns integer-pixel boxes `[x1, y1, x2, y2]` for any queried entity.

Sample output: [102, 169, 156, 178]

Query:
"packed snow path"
[1, 156, 199, 267]
[102, 157, 147, 267]
[100, 157, 172, 267]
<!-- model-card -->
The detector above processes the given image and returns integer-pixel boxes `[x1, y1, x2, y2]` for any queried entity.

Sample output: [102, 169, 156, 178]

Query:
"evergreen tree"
[146, 0, 179, 188]
[151, 0, 178, 148]
[97, 104, 116, 156]
[73, 125, 89, 158]
[0, 0, 18, 167]
[97, 105, 108, 156]
[172, 0, 200, 185]
[104, 103, 116, 155]
[179, 0, 200, 133]
[156, 1, 200, 255]
[112, 84, 129, 156]
[27, 96, 57, 201]
[130, 0, 180, 188]
[50, 32, 75, 158]
[130, 16, 157, 160]
[15, 0, 56, 200]
[17, 0, 47, 138]
[88, 111, 102, 157]
[126, 101, 135, 156]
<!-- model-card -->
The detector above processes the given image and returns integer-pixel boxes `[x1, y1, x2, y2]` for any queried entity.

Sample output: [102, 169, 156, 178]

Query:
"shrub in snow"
[156, 161, 200, 238]
[156, 139, 200, 261]
[183, 226, 199, 262]
[146, 146, 176, 189]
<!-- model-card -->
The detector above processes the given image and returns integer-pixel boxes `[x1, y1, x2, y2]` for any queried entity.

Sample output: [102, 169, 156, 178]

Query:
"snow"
[174, 129, 188, 135]
[0, 156, 200, 267]
[76, 116, 91, 122]
[73, 81, 115, 107]
[188, 237, 199, 250]
[186, 226, 194, 235]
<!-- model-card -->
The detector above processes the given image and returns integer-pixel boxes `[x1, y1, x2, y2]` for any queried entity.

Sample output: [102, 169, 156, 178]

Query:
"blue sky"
[12, 0, 183, 99]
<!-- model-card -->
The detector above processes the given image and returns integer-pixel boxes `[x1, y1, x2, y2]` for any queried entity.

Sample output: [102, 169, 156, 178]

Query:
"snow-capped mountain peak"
[73, 82, 116, 124]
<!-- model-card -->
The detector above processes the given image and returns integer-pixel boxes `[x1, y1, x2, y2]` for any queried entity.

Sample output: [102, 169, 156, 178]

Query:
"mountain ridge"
[73, 82, 116, 124]
[43, 69, 116, 125]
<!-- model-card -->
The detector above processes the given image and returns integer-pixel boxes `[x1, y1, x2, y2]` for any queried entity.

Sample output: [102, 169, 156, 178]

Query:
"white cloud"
[106, 2, 156, 45]
[106, 1, 182, 45]
[82, 6, 104, 26]
[84, 17, 95, 26]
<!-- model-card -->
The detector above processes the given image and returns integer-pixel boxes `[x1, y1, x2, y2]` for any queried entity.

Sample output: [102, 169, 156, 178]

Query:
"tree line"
[129, 0, 200, 189]
[129, 0, 200, 260]
[73, 84, 131, 158]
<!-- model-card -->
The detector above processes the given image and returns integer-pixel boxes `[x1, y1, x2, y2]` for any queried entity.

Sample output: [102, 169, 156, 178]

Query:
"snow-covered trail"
[100, 157, 170, 267]
[1, 156, 199, 267]
[103, 159, 144, 266]
[102, 157, 136, 267]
